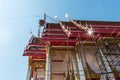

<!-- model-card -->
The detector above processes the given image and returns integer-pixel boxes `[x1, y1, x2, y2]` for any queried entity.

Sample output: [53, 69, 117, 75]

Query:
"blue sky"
[0, 0, 120, 80]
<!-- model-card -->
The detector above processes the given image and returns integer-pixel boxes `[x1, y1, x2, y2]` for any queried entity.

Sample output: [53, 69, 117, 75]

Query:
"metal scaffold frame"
[96, 37, 120, 80]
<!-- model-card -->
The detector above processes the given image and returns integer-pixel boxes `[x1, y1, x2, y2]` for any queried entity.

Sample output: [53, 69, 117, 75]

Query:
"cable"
[46, 15, 57, 23]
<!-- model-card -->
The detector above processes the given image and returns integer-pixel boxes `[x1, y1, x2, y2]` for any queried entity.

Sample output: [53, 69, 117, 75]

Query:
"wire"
[46, 15, 57, 23]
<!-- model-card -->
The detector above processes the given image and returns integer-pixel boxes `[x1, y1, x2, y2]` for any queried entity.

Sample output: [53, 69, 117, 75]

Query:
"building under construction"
[23, 15, 120, 80]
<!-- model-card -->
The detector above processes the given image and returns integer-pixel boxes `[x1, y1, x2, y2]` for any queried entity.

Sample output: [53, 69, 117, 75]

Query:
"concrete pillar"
[26, 66, 32, 80]
[45, 45, 51, 80]
[33, 70, 37, 80]
[72, 53, 80, 80]
[76, 53, 86, 80]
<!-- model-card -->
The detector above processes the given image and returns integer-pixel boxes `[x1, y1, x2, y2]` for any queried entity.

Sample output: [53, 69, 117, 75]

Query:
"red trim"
[44, 27, 61, 30]
[43, 32, 65, 34]
[23, 53, 46, 57]
[40, 38, 79, 42]
[92, 24, 120, 27]
[42, 36, 67, 40]
[24, 50, 46, 53]
[43, 28, 119, 36]
[28, 43, 46, 47]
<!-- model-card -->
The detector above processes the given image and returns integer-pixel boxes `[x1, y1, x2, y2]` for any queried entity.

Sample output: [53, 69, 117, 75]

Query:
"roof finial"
[54, 15, 71, 37]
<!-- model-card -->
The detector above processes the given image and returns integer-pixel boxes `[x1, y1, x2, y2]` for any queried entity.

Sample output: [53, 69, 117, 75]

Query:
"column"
[45, 45, 51, 80]
[76, 53, 86, 80]
[72, 53, 80, 80]
[26, 66, 32, 80]
[33, 70, 37, 80]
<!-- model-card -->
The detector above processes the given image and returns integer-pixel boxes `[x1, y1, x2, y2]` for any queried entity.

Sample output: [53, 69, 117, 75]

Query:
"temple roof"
[23, 20, 120, 57]
[42, 20, 120, 45]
